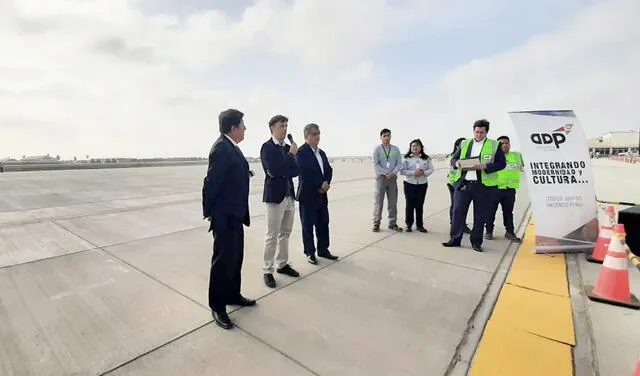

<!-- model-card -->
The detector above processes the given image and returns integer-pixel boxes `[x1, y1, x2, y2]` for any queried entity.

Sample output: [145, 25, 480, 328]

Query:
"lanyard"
[382, 146, 391, 160]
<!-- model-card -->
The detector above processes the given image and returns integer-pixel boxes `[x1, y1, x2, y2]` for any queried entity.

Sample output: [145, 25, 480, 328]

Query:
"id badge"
[386, 162, 390, 168]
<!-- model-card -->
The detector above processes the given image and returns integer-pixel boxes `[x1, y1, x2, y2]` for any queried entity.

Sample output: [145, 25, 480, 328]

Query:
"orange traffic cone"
[586, 224, 640, 309]
[587, 205, 616, 263]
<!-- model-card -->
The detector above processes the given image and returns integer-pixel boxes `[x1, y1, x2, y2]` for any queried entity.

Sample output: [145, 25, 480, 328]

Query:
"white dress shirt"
[400, 156, 434, 185]
[464, 138, 486, 181]
[311, 146, 324, 175]
[225, 134, 237, 147]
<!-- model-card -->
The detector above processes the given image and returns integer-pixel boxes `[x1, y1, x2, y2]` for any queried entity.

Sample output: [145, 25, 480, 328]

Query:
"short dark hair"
[219, 109, 244, 134]
[497, 135, 510, 142]
[473, 119, 490, 132]
[380, 128, 391, 136]
[268, 114, 288, 128]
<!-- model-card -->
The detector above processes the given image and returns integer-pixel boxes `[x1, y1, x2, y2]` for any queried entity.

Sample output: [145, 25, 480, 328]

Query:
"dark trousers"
[208, 215, 244, 311]
[451, 181, 498, 246]
[486, 188, 516, 234]
[404, 181, 428, 228]
[299, 203, 330, 256]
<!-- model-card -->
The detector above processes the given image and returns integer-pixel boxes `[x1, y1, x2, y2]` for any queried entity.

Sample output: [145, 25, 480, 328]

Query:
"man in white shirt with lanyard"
[372, 128, 403, 232]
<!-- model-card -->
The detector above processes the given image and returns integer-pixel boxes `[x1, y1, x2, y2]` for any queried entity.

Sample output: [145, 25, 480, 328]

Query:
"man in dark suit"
[202, 108, 255, 330]
[295, 123, 339, 265]
[442, 119, 506, 252]
[260, 114, 300, 288]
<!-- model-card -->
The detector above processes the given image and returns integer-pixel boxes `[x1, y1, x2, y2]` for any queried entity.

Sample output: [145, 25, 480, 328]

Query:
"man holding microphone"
[260, 115, 300, 288]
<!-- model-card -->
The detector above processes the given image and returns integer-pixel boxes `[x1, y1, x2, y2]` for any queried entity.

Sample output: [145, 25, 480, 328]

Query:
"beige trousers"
[263, 196, 295, 274]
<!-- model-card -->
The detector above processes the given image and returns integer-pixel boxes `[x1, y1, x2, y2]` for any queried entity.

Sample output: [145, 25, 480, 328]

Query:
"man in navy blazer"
[202, 108, 255, 330]
[295, 123, 339, 265]
[443, 119, 506, 252]
[260, 114, 300, 288]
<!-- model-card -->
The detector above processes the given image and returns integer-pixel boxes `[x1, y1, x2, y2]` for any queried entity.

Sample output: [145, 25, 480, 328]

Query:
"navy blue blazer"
[295, 143, 333, 208]
[449, 138, 506, 189]
[202, 135, 251, 231]
[260, 138, 298, 204]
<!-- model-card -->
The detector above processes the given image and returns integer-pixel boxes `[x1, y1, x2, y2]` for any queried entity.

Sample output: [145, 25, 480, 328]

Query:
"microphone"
[287, 134, 295, 144]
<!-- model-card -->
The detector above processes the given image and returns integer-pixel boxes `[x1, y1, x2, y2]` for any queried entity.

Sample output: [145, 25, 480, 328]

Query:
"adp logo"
[530, 123, 573, 148]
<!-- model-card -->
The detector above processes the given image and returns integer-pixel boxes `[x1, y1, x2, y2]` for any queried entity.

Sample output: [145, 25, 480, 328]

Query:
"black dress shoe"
[416, 227, 428, 233]
[307, 254, 318, 264]
[264, 273, 276, 288]
[405, 226, 412, 232]
[389, 224, 404, 232]
[472, 244, 484, 252]
[212, 310, 233, 330]
[442, 240, 461, 247]
[230, 295, 256, 306]
[318, 252, 338, 260]
[277, 264, 300, 277]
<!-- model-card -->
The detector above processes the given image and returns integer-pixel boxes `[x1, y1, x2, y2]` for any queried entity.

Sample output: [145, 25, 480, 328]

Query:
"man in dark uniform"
[202, 108, 255, 330]
[443, 119, 506, 252]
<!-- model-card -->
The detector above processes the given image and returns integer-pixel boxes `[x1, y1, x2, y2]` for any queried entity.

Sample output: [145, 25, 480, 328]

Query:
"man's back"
[202, 135, 250, 223]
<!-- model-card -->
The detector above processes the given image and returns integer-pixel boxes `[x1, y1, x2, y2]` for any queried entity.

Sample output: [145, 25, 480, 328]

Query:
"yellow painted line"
[490, 283, 575, 345]
[507, 225, 569, 297]
[468, 219, 575, 375]
[468, 319, 572, 376]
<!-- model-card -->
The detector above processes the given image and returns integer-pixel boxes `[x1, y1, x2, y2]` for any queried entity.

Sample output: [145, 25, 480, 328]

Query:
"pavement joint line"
[43, 188, 439, 375]
[370, 245, 495, 275]
[444, 202, 532, 376]
[0, 175, 382, 226]
[51, 220, 212, 311]
[99, 200, 408, 376]
[567, 253, 600, 376]
[0, 169, 450, 226]
[98, 320, 214, 376]
[233, 326, 323, 376]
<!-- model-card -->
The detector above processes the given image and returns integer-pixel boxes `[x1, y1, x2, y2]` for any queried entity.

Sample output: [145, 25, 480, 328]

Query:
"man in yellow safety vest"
[442, 119, 506, 252]
[485, 135, 524, 242]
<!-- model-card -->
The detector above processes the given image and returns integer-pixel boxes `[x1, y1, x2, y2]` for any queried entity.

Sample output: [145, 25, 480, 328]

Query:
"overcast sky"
[1, 0, 638, 159]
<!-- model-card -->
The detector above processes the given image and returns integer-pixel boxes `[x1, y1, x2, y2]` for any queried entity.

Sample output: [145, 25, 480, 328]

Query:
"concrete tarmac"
[0, 158, 637, 375]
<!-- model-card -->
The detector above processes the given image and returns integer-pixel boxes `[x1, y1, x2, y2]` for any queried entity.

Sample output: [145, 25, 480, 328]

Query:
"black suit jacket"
[202, 135, 251, 231]
[295, 143, 333, 208]
[260, 138, 298, 203]
[450, 138, 506, 190]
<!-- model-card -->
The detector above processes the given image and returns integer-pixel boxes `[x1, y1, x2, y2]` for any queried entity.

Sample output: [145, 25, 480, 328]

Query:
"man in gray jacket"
[372, 128, 403, 232]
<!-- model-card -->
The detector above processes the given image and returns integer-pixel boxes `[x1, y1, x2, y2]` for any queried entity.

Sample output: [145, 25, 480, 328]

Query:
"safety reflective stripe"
[450, 138, 500, 186]
[500, 151, 523, 189]
[603, 254, 628, 270]
[598, 228, 613, 238]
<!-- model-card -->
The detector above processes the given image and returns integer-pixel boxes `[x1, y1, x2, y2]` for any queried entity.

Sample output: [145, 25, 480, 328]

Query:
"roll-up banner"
[509, 110, 598, 253]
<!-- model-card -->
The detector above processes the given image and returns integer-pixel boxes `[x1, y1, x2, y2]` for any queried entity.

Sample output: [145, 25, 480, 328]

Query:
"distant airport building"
[587, 131, 640, 157]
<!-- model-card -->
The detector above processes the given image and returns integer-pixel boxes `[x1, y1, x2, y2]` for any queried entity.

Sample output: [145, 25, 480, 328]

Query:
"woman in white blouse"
[400, 139, 434, 232]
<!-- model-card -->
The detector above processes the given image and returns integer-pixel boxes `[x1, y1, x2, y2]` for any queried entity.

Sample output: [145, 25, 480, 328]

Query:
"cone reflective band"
[586, 223, 640, 309]
[587, 205, 617, 263]
[592, 230, 630, 301]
